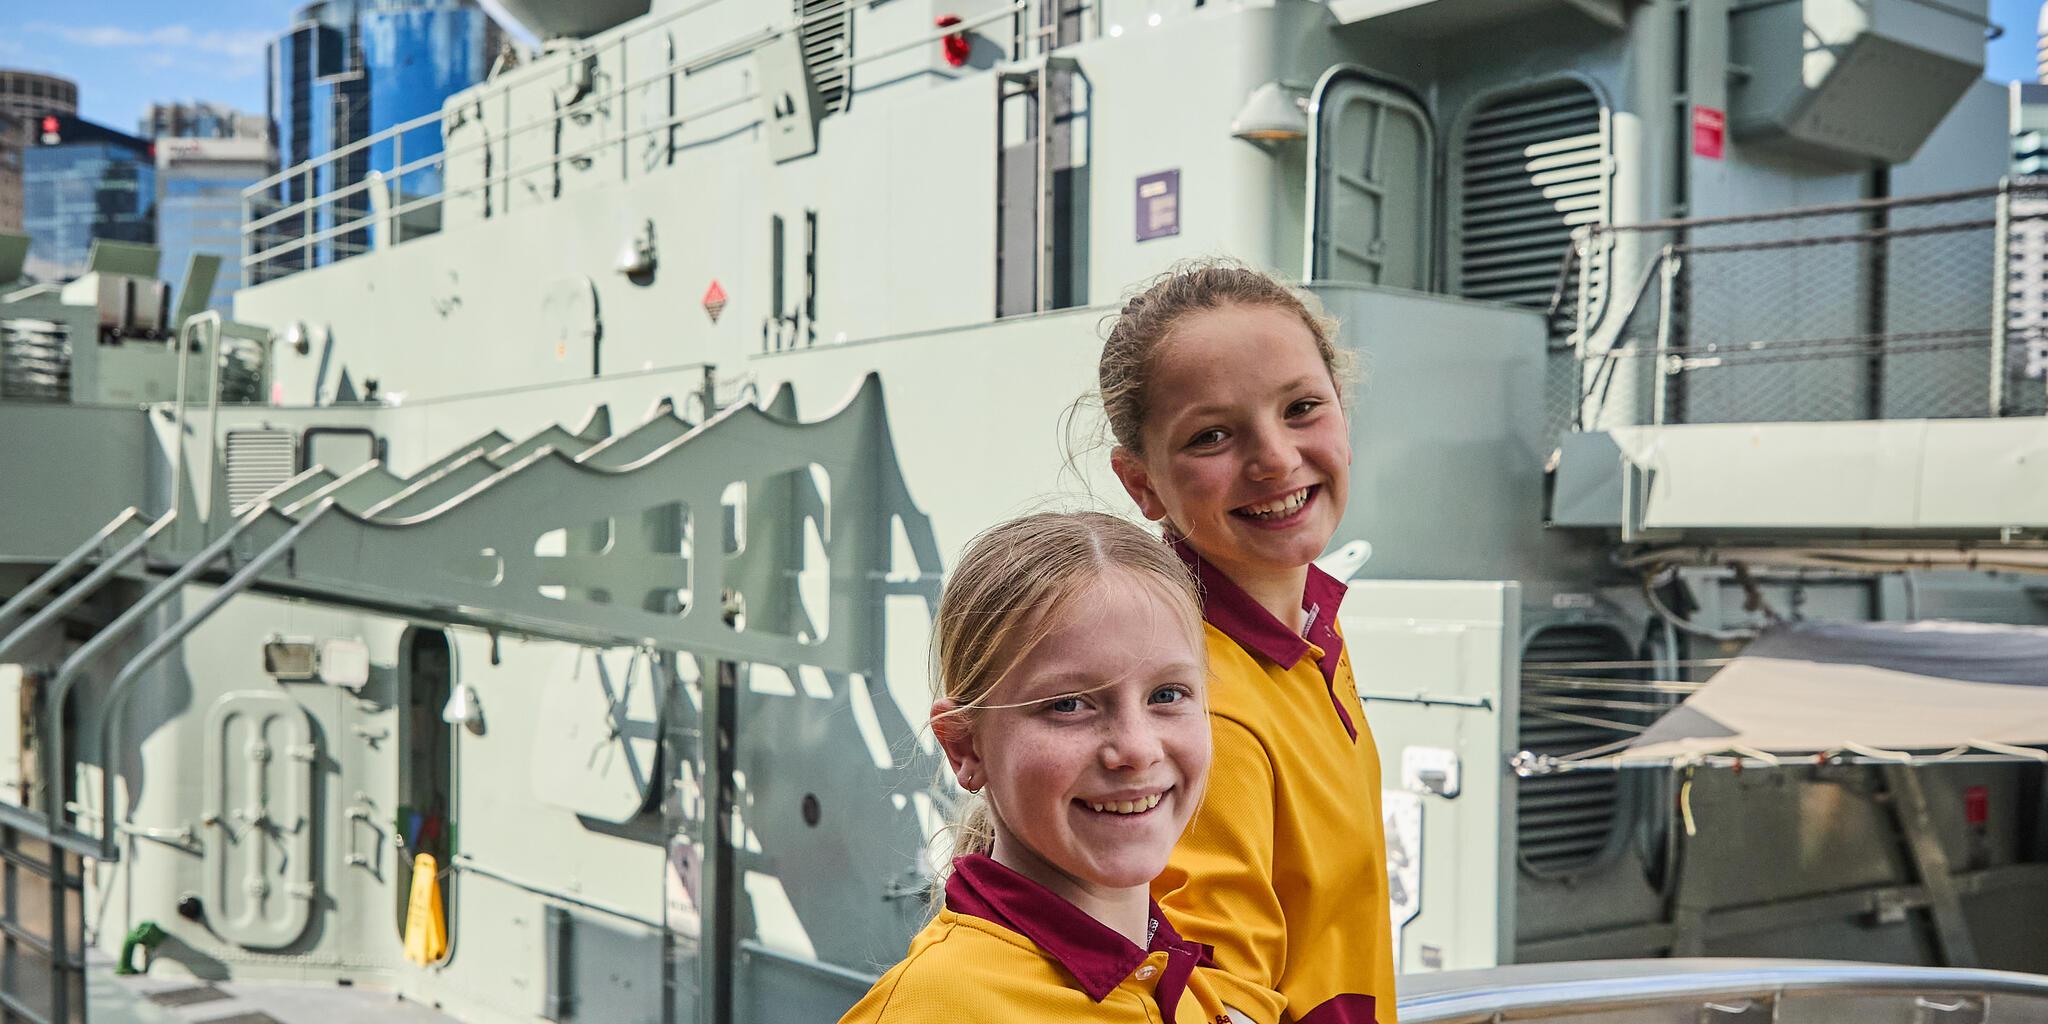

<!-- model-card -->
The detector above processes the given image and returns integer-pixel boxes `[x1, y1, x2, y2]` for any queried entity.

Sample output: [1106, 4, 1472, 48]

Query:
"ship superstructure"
[1, 0, 2047, 1021]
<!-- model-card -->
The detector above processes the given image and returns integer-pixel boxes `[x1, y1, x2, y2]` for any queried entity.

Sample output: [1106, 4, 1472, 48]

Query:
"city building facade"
[21, 115, 154, 282]
[0, 70, 79, 239]
[157, 136, 275, 315]
[141, 102, 270, 142]
[0, 114, 21, 236]
[265, 0, 503, 270]
[2009, 9, 2048, 396]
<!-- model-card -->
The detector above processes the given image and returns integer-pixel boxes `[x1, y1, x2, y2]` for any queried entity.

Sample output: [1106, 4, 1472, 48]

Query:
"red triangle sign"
[702, 280, 727, 323]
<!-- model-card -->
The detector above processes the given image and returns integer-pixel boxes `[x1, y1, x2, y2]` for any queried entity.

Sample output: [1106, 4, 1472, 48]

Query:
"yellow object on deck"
[403, 853, 447, 965]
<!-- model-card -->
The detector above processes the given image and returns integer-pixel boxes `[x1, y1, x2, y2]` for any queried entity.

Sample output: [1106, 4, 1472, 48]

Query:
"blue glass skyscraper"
[22, 116, 154, 282]
[362, 3, 497, 203]
[156, 137, 275, 316]
[264, 0, 502, 274]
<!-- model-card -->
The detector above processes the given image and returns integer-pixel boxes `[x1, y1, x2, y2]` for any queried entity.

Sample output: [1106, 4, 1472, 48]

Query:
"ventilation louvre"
[1457, 82, 1609, 310]
[225, 429, 299, 514]
[1517, 625, 1640, 878]
[798, 0, 852, 117]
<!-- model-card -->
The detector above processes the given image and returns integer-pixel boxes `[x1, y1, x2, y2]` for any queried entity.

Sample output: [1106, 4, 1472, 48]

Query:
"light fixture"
[616, 218, 656, 277]
[443, 683, 485, 734]
[1231, 81, 1309, 143]
[263, 638, 317, 680]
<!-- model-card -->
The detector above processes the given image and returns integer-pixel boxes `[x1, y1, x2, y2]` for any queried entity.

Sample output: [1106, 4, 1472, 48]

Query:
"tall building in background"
[21, 115, 153, 282]
[0, 114, 21, 236]
[0, 71, 80, 238]
[142, 102, 269, 142]
[145, 105, 275, 315]
[2007, 6, 2048, 396]
[157, 136, 276, 316]
[266, 0, 503, 271]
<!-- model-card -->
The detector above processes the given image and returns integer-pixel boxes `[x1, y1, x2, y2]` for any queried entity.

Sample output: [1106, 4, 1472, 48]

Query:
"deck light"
[1231, 81, 1308, 143]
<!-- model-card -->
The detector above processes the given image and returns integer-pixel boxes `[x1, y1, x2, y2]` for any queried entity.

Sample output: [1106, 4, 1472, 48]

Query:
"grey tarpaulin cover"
[1604, 620, 2048, 767]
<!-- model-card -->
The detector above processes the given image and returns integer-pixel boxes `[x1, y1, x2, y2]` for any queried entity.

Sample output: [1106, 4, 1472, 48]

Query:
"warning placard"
[1692, 106, 1726, 160]
[702, 280, 727, 323]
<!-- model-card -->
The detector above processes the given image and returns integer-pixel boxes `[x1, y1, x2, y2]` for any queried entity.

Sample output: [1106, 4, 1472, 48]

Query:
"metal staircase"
[0, 372, 935, 864]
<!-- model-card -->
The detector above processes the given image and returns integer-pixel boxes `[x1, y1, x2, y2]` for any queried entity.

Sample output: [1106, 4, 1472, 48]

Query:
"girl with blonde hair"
[839, 511, 1237, 1024]
[1102, 261, 1396, 1024]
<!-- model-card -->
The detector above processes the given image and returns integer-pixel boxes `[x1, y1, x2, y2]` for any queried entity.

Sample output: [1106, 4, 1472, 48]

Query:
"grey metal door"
[1310, 71, 1436, 290]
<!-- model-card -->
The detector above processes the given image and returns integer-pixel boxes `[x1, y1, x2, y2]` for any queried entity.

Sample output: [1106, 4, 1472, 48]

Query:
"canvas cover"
[1600, 620, 2048, 767]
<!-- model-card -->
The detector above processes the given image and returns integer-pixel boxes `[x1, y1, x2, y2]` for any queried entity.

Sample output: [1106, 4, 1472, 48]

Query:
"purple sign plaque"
[1136, 169, 1180, 242]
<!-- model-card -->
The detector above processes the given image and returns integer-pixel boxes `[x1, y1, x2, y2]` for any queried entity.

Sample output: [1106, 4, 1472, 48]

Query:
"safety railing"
[1555, 180, 2048, 432]
[242, 0, 1055, 285]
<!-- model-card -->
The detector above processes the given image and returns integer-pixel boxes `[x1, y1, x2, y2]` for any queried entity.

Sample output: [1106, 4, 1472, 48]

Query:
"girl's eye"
[1047, 696, 1085, 714]
[1187, 428, 1226, 448]
[1149, 685, 1192, 705]
[1287, 398, 1323, 418]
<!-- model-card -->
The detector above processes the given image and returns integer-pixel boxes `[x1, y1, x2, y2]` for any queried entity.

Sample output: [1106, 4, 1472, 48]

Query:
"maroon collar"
[946, 854, 1211, 1013]
[1171, 535, 1357, 740]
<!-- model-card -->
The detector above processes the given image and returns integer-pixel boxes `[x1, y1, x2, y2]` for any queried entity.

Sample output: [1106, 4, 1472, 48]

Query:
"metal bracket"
[1358, 691, 1494, 710]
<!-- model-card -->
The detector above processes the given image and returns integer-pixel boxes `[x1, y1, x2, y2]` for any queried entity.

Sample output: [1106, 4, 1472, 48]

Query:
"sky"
[0, 0, 534, 134]
[0, 0, 2042, 134]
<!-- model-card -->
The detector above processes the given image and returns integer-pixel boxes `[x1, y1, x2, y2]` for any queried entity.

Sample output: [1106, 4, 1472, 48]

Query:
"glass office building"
[22, 116, 154, 282]
[157, 137, 274, 315]
[264, 0, 501, 274]
[142, 102, 269, 142]
[0, 70, 79, 237]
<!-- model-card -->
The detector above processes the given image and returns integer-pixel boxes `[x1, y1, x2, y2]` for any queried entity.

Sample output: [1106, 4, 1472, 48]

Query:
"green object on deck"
[115, 921, 167, 976]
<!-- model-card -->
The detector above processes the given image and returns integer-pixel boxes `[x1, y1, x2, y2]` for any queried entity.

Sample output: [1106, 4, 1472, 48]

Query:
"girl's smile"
[1112, 302, 1352, 620]
[935, 570, 1210, 921]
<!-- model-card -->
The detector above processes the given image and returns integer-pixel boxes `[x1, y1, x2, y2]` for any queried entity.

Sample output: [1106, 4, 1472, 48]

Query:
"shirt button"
[1135, 965, 1158, 980]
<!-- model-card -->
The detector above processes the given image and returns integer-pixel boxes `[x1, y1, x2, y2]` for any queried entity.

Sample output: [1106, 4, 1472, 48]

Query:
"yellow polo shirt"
[1154, 540, 1397, 1024]
[841, 854, 1235, 1023]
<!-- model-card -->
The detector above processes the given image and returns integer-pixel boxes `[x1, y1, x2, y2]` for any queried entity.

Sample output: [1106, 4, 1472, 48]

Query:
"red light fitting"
[936, 15, 970, 68]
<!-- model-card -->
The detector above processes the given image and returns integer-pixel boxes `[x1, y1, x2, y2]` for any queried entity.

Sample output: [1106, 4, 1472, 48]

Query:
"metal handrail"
[0, 513, 176, 667]
[95, 501, 334, 859]
[1560, 181, 2048, 428]
[41, 505, 269, 831]
[1400, 960, 2048, 1023]
[244, 0, 1030, 276]
[244, 104, 446, 196]
[0, 508, 145, 631]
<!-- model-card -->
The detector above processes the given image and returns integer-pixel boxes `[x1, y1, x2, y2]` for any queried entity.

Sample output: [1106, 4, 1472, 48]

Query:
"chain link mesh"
[1564, 183, 2048, 429]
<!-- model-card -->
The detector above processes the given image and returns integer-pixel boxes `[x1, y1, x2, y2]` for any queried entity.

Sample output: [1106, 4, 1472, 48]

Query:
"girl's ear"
[1110, 445, 1168, 522]
[930, 699, 985, 791]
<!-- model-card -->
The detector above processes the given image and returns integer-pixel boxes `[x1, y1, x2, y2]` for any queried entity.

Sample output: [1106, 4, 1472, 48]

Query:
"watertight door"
[202, 691, 318, 950]
[1340, 580, 1520, 972]
[1311, 72, 1436, 290]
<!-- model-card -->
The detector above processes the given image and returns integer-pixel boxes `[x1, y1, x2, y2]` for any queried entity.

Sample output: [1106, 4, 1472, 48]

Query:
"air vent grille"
[1517, 625, 1640, 878]
[1457, 82, 1609, 309]
[798, 0, 852, 116]
[0, 318, 71, 402]
[225, 429, 299, 514]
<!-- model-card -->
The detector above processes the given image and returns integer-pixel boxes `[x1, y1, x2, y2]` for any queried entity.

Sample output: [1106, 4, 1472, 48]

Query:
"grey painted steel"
[0, 508, 146, 637]
[1885, 764, 1981, 967]
[41, 507, 266, 837]
[149, 375, 910, 669]
[95, 501, 334, 861]
[3, 2, 2047, 1020]
[0, 511, 174, 665]
[451, 854, 665, 932]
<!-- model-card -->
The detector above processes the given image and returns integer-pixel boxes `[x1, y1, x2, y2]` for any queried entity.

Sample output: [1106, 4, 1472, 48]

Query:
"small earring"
[961, 772, 978, 790]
